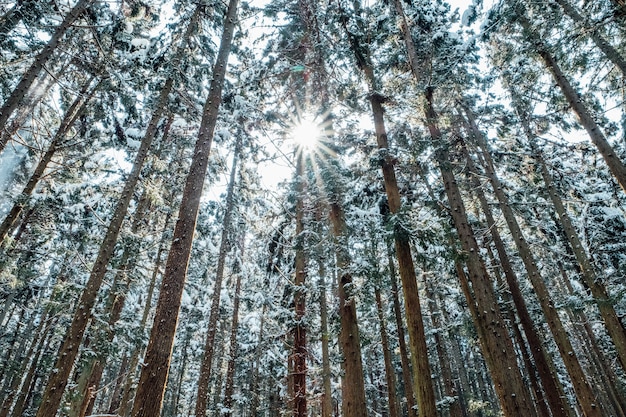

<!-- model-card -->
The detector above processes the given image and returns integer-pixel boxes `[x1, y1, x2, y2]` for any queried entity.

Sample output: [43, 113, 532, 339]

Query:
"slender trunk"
[0, 0, 92, 131]
[248, 302, 267, 417]
[423, 281, 463, 417]
[222, 271, 242, 416]
[374, 288, 399, 417]
[513, 100, 626, 372]
[291, 153, 307, 417]
[552, 0, 626, 75]
[459, 133, 573, 417]
[341, 8, 437, 409]
[463, 110, 602, 417]
[0, 78, 98, 244]
[424, 90, 537, 417]
[318, 266, 333, 417]
[516, 12, 626, 193]
[329, 201, 368, 417]
[131, 0, 238, 413]
[195, 139, 241, 417]
[117, 210, 172, 417]
[385, 245, 418, 417]
[34, 74, 174, 417]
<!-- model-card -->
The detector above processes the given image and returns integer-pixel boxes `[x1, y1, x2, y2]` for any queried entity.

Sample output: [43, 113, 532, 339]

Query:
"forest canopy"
[0, 0, 625, 416]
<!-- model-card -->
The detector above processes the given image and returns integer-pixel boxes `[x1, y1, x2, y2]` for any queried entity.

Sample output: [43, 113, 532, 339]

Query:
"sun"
[290, 117, 322, 152]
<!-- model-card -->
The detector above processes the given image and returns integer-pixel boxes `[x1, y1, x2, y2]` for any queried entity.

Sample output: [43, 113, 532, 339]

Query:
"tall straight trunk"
[463, 111, 603, 417]
[513, 100, 626, 372]
[195, 138, 241, 417]
[423, 281, 463, 417]
[0, 0, 92, 132]
[34, 75, 174, 417]
[248, 303, 267, 417]
[423, 90, 537, 417]
[340, 7, 437, 414]
[374, 288, 399, 417]
[515, 12, 626, 193]
[291, 152, 307, 417]
[459, 134, 573, 417]
[318, 266, 333, 417]
[551, 0, 626, 75]
[222, 271, 242, 416]
[117, 210, 172, 417]
[0, 77, 98, 244]
[131, 0, 238, 414]
[329, 202, 368, 417]
[385, 245, 417, 417]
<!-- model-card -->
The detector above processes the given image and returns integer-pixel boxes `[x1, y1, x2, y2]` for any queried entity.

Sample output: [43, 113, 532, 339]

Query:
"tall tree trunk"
[0, 0, 92, 132]
[340, 6, 437, 414]
[248, 302, 267, 417]
[0, 77, 98, 244]
[329, 202, 368, 417]
[551, 0, 626, 75]
[423, 89, 537, 417]
[222, 270, 242, 416]
[423, 281, 463, 417]
[194, 138, 241, 417]
[318, 265, 333, 417]
[374, 288, 399, 417]
[463, 109, 603, 417]
[34, 76, 173, 417]
[385, 245, 418, 417]
[515, 11, 626, 193]
[291, 152, 308, 417]
[459, 131, 573, 417]
[130, 0, 238, 414]
[513, 99, 626, 372]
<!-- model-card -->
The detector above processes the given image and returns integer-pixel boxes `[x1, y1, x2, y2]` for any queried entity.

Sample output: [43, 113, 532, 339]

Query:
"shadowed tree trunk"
[195, 137, 241, 417]
[515, 11, 626, 193]
[318, 264, 333, 417]
[339, 4, 437, 414]
[130, 0, 238, 414]
[463, 108, 603, 417]
[374, 287, 399, 417]
[222, 264, 242, 416]
[0, 0, 92, 133]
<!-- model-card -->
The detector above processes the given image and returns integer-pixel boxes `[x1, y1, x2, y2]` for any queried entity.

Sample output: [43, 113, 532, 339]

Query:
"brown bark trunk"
[516, 12, 626, 193]
[424, 90, 537, 417]
[385, 246, 418, 417]
[0, 77, 98, 248]
[131, 0, 238, 413]
[0, 0, 92, 132]
[423, 281, 463, 417]
[248, 303, 267, 417]
[291, 153, 307, 417]
[459, 133, 573, 417]
[552, 0, 626, 75]
[35, 73, 174, 417]
[195, 138, 241, 417]
[463, 109, 602, 417]
[374, 288, 399, 417]
[222, 270, 242, 416]
[513, 101, 626, 373]
[318, 266, 333, 417]
[328, 201, 368, 417]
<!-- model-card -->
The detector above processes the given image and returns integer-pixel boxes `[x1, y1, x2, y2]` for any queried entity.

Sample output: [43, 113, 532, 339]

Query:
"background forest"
[0, 0, 625, 416]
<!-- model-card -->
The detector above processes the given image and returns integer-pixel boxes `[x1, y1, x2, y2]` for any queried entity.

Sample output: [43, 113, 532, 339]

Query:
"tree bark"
[514, 100, 626, 373]
[463, 109, 602, 417]
[130, 0, 238, 414]
[318, 265, 333, 417]
[424, 90, 537, 417]
[0, 0, 92, 132]
[222, 270, 242, 416]
[385, 245, 418, 417]
[329, 202, 368, 417]
[516, 12, 626, 193]
[551, 0, 626, 75]
[0, 78, 99, 244]
[459, 131, 573, 417]
[374, 288, 399, 417]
